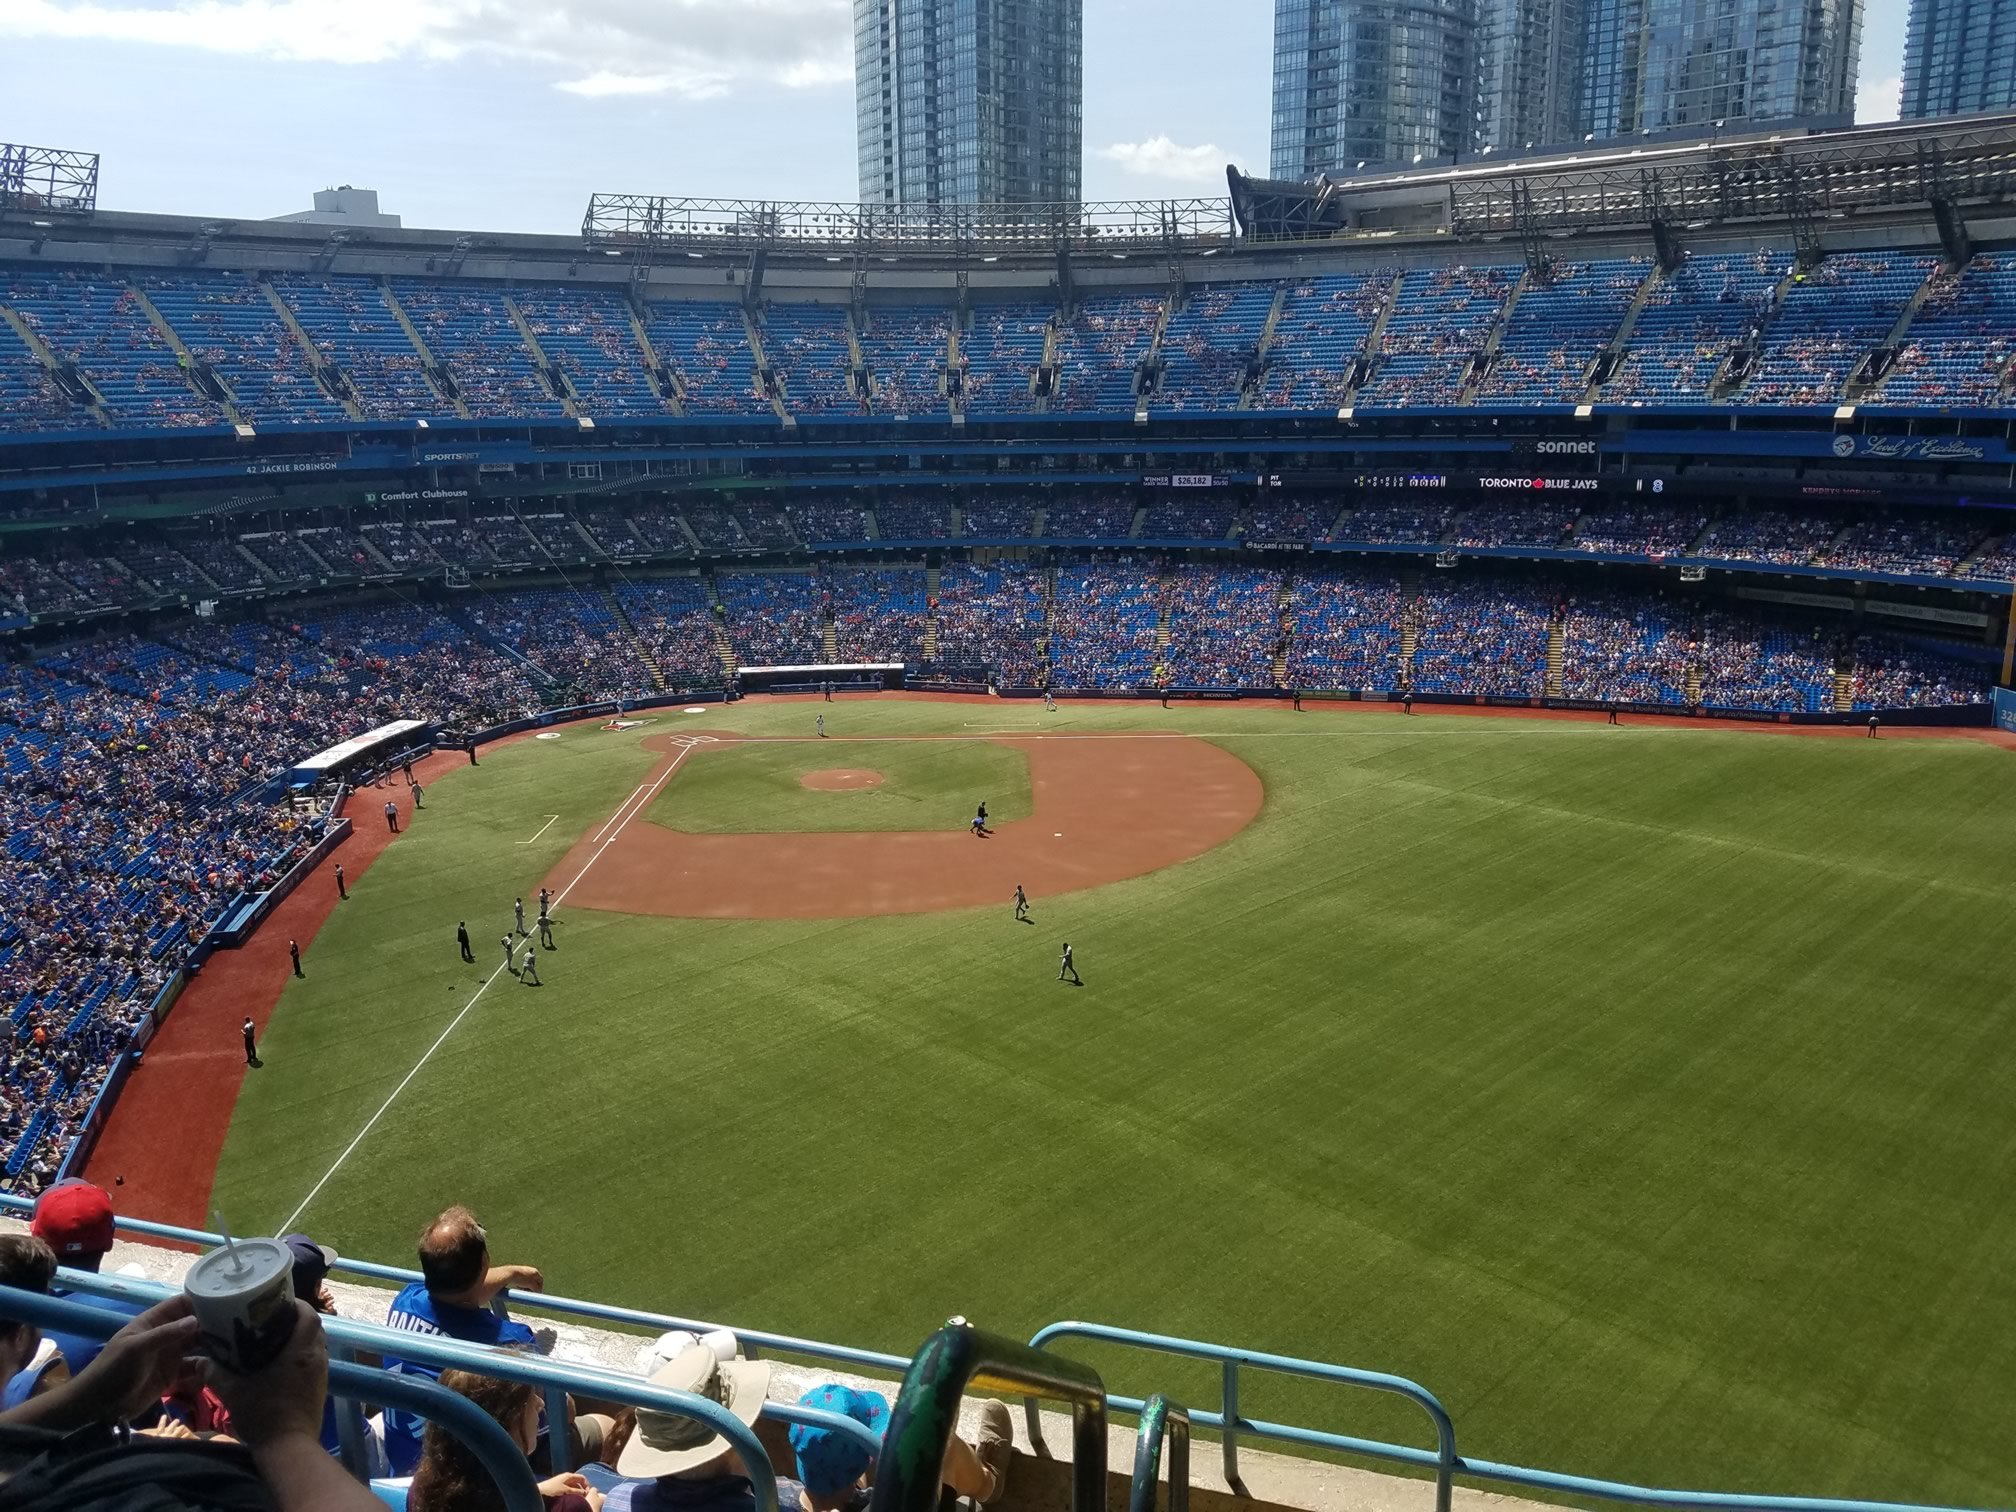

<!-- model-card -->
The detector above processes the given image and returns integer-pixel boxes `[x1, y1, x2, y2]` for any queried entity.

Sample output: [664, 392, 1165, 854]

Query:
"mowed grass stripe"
[211, 704, 2016, 1506]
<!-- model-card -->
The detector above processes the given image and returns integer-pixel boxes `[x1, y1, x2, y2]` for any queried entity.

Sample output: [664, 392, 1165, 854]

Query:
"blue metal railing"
[869, 1319, 1108, 1512]
[1025, 1322, 2007, 1512]
[0, 1285, 544, 1512]
[1130, 1395, 1190, 1512]
[1027, 1320, 1457, 1510]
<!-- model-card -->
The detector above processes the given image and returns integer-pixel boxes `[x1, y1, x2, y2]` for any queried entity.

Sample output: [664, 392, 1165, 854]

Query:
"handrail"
[54, 1268, 885, 1512]
[1026, 1322, 2008, 1512]
[1027, 1319, 1458, 1511]
[869, 1319, 1108, 1512]
[0, 1196, 909, 1376]
[0, 1284, 543, 1512]
[1129, 1395, 1190, 1512]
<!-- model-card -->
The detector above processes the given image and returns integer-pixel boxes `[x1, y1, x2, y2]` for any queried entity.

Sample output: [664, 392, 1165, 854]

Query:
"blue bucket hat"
[789, 1384, 889, 1498]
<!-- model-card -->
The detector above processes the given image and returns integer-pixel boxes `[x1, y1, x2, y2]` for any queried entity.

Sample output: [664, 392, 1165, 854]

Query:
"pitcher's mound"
[801, 769, 885, 791]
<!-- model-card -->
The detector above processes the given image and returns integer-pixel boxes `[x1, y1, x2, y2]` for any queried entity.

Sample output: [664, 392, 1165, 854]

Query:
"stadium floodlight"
[0, 142, 98, 216]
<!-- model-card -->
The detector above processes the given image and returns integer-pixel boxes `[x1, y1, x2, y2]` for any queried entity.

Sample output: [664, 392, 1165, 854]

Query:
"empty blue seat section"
[141, 273, 346, 425]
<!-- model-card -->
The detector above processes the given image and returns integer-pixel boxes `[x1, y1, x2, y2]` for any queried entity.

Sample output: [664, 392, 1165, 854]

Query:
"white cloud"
[1859, 74, 1903, 123]
[1098, 136, 1231, 188]
[0, 0, 852, 96]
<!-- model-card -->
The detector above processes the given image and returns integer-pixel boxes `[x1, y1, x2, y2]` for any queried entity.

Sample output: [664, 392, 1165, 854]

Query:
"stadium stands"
[1156, 282, 1274, 411]
[1744, 253, 1938, 405]
[961, 301, 1051, 413]
[716, 570, 824, 664]
[2, 265, 223, 429]
[764, 302, 861, 416]
[1253, 272, 1389, 410]
[1559, 591, 1692, 704]
[1284, 569, 1407, 691]
[270, 274, 447, 421]
[1881, 253, 2016, 406]
[1049, 560, 1163, 689]
[829, 566, 930, 663]
[1357, 264, 1520, 408]
[1604, 250, 1782, 402]
[859, 305, 950, 416]
[928, 560, 1048, 682]
[1409, 575, 1552, 695]
[1695, 609, 1836, 712]
[1473, 260, 1648, 406]
[1052, 294, 1163, 413]
[390, 280, 564, 420]
[513, 286, 665, 417]
[138, 273, 347, 426]
[612, 577, 724, 687]
[1162, 565, 1283, 687]
[646, 301, 767, 415]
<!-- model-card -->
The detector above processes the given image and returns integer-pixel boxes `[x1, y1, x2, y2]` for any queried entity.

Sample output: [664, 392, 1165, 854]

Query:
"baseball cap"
[789, 1384, 889, 1498]
[29, 1179, 114, 1258]
[282, 1232, 338, 1301]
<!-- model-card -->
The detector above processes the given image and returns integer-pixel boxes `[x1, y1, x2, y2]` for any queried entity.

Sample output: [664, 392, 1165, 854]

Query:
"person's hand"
[585, 1490, 606, 1512]
[205, 1299, 328, 1450]
[491, 1263, 544, 1294]
[140, 1418, 197, 1440]
[68, 1293, 203, 1422]
[540, 1473, 591, 1498]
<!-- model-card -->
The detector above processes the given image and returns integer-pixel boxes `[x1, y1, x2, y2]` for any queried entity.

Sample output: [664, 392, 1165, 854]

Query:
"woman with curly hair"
[409, 1369, 603, 1512]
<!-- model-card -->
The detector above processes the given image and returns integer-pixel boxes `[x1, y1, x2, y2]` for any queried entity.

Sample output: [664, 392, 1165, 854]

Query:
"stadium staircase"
[1683, 515, 1717, 555]
[1128, 506, 1148, 538]
[1323, 503, 1354, 541]
[1952, 533, 2003, 580]
[1816, 521, 1856, 565]
[233, 539, 279, 586]
[1241, 285, 1291, 410]
[675, 511, 707, 554]
[701, 573, 739, 679]
[1271, 575, 1294, 688]
[625, 298, 685, 416]
[1832, 663, 1855, 713]
[1136, 289, 1175, 420]
[259, 277, 366, 420]
[1459, 268, 1531, 403]
[1713, 263, 1804, 401]
[1031, 505, 1049, 539]
[823, 618, 840, 663]
[379, 280, 472, 419]
[1036, 316, 1061, 411]
[1398, 577, 1422, 685]
[1850, 266, 1944, 402]
[923, 564, 941, 660]
[130, 282, 249, 427]
[292, 532, 337, 577]
[1344, 273, 1408, 403]
[1584, 262, 1663, 401]
[504, 295, 583, 419]
[863, 509, 881, 541]
[604, 587, 666, 691]
[740, 309, 792, 425]
[0, 304, 111, 424]
[1545, 614, 1566, 698]
[1685, 661, 1704, 705]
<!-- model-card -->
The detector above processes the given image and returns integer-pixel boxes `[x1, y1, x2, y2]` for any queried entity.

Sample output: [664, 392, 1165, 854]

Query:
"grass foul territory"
[209, 699, 2016, 1510]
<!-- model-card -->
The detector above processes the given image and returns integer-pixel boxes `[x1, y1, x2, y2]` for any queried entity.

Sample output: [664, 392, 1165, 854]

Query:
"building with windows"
[1271, 0, 1481, 175]
[1475, 0, 1587, 153]
[1901, 0, 2016, 118]
[854, 0, 1082, 206]
[1582, 0, 1861, 139]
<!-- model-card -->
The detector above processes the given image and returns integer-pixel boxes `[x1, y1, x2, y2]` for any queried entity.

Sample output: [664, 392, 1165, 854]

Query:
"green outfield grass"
[649, 737, 1033, 832]
[210, 700, 2016, 1508]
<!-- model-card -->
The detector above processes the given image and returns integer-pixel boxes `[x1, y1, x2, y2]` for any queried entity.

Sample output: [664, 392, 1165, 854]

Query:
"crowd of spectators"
[1141, 499, 1237, 540]
[1848, 636, 1990, 709]
[1452, 504, 1577, 550]
[390, 281, 566, 420]
[612, 578, 727, 687]
[829, 567, 930, 664]
[1041, 494, 1136, 540]
[515, 286, 666, 417]
[1816, 514, 1988, 578]
[1155, 283, 1274, 411]
[788, 498, 873, 545]
[1745, 254, 1938, 406]
[1473, 259, 1647, 406]
[1284, 569, 1407, 691]
[1048, 559, 1163, 689]
[1882, 253, 2016, 406]
[927, 561, 1047, 683]
[463, 587, 660, 703]
[1695, 610, 1836, 711]
[1051, 296, 1163, 413]
[1162, 565, 1282, 687]
[763, 303, 862, 416]
[860, 305, 951, 416]
[1695, 509, 1838, 566]
[870, 492, 953, 541]
[1569, 507, 1709, 557]
[2, 265, 223, 429]
[1604, 250, 1782, 402]
[1558, 592, 1692, 704]
[1333, 503, 1454, 544]
[1253, 272, 1390, 410]
[959, 302, 1050, 413]
[715, 571, 824, 664]
[1408, 576, 1553, 695]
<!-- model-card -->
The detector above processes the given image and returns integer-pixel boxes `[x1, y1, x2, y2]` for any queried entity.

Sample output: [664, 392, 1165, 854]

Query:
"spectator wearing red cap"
[16, 1178, 146, 1391]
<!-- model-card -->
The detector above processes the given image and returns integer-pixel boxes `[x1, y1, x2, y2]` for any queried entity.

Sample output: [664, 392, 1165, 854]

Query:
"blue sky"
[0, 0, 1907, 234]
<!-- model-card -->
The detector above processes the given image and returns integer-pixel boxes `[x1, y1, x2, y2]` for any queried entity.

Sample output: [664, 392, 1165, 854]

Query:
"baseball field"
[165, 698, 2016, 1505]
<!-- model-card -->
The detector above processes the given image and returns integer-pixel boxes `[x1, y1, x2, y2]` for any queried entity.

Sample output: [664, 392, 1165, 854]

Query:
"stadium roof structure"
[1228, 111, 2016, 246]
[581, 192, 1236, 256]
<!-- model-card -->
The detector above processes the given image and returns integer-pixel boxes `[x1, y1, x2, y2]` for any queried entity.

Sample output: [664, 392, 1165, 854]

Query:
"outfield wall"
[1996, 687, 2016, 733]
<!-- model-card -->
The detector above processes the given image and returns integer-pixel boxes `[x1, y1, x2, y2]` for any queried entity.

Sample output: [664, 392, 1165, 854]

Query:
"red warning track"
[547, 733, 1265, 919]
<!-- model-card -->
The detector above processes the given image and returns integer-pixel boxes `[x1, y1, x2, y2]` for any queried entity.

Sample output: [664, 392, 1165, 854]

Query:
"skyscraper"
[1581, 0, 1860, 139]
[1475, 0, 1587, 152]
[1901, 0, 2016, 118]
[854, 0, 1082, 207]
[1270, 0, 1480, 177]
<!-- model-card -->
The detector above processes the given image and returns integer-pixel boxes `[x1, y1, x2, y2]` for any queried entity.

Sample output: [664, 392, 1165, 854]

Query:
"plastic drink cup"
[184, 1237, 297, 1373]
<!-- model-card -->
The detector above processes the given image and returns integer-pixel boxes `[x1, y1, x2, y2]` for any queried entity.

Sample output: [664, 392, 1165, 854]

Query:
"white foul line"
[516, 814, 560, 845]
[280, 741, 702, 1232]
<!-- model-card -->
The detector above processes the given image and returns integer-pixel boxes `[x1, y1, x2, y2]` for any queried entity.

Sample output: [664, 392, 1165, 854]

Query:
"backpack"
[0, 1422, 278, 1512]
